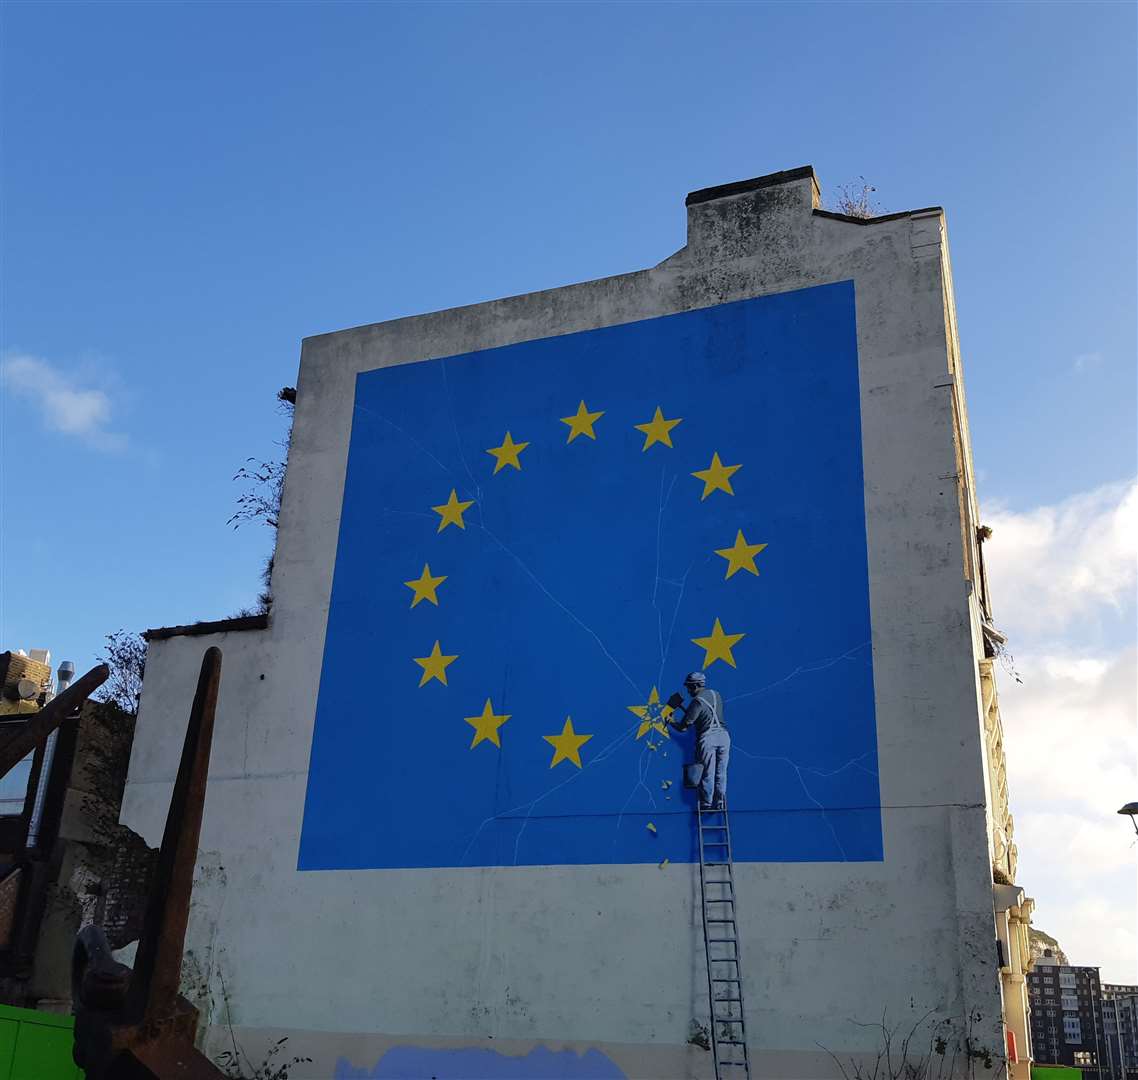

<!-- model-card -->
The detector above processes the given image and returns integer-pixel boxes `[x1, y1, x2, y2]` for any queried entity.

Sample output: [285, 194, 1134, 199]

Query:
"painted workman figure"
[668, 671, 730, 809]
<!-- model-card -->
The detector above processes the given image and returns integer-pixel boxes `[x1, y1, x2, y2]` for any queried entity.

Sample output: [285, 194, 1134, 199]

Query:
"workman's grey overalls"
[673, 688, 730, 808]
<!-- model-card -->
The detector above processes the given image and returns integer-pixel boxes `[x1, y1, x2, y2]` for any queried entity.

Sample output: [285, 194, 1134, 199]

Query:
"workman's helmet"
[684, 671, 707, 689]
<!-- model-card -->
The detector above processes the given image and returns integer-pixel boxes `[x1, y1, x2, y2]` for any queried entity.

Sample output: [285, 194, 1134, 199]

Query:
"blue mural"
[334, 1045, 626, 1080]
[298, 281, 883, 871]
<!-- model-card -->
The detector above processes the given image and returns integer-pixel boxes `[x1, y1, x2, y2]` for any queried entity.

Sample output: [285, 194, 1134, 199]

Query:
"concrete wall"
[123, 168, 1006, 1079]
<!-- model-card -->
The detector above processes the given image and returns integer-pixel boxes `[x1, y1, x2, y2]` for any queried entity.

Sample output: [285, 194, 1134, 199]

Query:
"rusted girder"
[74, 647, 227, 1080]
[128, 645, 221, 1020]
[0, 663, 109, 779]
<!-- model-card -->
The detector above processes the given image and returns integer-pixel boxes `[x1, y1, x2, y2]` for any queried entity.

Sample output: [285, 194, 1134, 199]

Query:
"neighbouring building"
[1102, 984, 1138, 1080]
[1028, 953, 1109, 1077]
[124, 165, 1036, 1078]
[0, 649, 154, 1009]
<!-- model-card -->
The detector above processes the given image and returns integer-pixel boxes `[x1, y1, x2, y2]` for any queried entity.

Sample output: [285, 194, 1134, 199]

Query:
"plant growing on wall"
[215, 1036, 312, 1080]
[95, 628, 147, 715]
[830, 177, 882, 219]
[818, 1010, 1005, 1080]
[228, 387, 295, 616]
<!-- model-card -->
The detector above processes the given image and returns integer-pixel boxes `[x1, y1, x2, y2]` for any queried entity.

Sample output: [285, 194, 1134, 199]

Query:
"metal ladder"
[697, 804, 752, 1079]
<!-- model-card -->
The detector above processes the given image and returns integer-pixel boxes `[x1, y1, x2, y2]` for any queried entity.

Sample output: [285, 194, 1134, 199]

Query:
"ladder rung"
[714, 1014, 744, 1022]
[718, 1039, 747, 1045]
[701, 824, 729, 830]
[707, 918, 736, 923]
[708, 938, 738, 944]
[712, 977, 740, 983]
[715, 996, 743, 1002]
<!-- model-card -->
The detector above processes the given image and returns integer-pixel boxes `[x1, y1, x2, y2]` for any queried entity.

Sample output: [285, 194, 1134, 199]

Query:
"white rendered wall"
[123, 172, 1004, 1079]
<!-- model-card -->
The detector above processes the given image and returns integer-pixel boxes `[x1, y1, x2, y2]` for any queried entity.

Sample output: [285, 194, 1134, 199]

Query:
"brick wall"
[101, 829, 155, 950]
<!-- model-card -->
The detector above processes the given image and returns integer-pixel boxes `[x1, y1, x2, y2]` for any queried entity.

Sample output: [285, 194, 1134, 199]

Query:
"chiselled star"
[403, 563, 447, 607]
[432, 488, 475, 532]
[634, 406, 682, 451]
[465, 698, 510, 749]
[560, 400, 605, 443]
[691, 452, 741, 500]
[691, 617, 745, 669]
[627, 686, 674, 740]
[486, 431, 530, 474]
[542, 716, 593, 769]
[714, 530, 768, 579]
[413, 640, 458, 687]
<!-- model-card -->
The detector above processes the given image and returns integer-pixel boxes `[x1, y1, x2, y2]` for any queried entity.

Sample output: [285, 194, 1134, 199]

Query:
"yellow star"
[691, 617, 745, 669]
[627, 686, 674, 740]
[691, 452, 741, 500]
[404, 563, 447, 607]
[560, 400, 605, 443]
[486, 431, 530, 474]
[542, 716, 593, 769]
[714, 530, 768, 579]
[432, 488, 474, 532]
[634, 406, 682, 451]
[413, 640, 458, 686]
[465, 698, 510, 749]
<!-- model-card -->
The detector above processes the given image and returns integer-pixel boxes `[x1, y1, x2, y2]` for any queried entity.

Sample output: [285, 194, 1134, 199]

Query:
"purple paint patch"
[333, 1045, 626, 1079]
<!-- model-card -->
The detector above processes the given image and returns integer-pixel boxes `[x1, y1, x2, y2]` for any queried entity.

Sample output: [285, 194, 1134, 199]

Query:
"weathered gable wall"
[123, 168, 1004, 1079]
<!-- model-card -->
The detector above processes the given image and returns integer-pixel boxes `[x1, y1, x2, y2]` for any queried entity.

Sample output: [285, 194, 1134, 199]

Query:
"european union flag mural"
[298, 281, 883, 871]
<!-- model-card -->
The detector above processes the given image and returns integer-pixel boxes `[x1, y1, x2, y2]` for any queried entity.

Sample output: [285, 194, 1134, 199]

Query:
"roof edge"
[685, 166, 817, 207]
[813, 206, 944, 226]
[144, 614, 269, 642]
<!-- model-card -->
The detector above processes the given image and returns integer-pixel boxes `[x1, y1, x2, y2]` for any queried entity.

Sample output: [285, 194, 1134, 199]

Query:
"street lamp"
[1118, 803, 1138, 837]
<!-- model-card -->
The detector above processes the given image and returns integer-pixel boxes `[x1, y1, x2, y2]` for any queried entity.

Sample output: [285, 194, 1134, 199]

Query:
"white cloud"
[1074, 352, 1104, 374]
[985, 479, 1137, 981]
[1, 352, 127, 451]
[1000, 647, 1135, 812]
[983, 479, 1137, 640]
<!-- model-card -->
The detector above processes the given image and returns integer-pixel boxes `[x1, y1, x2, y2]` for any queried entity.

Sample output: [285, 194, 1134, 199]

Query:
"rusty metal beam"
[0, 663, 108, 779]
[128, 647, 221, 1021]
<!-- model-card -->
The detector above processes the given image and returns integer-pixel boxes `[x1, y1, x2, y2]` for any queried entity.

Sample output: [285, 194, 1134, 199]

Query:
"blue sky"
[2, 2, 1135, 973]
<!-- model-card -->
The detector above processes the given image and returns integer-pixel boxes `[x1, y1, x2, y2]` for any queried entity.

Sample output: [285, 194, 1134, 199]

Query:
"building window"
[1045, 987, 1055, 996]
[1074, 1052, 1095, 1066]
[1062, 996, 1080, 1011]
[0, 750, 33, 815]
[1044, 977, 1055, 984]
[1060, 973, 1077, 988]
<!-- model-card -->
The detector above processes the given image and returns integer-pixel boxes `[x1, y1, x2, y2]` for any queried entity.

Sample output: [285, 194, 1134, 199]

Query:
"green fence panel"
[1032, 1067, 1082, 1080]
[0, 1018, 18, 1080]
[0, 1004, 80, 1080]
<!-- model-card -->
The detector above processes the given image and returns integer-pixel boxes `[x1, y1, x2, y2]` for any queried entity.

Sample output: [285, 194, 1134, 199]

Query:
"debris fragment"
[661, 779, 673, 790]
[646, 822, 657, 835]
[659, 858, 669, 869]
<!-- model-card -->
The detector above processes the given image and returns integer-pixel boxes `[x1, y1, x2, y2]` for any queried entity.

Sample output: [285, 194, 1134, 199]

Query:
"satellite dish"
[15, 678, 38, 700]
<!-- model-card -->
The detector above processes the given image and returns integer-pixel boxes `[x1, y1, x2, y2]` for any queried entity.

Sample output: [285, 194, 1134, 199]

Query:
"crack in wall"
[358, 401, 878, 867]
